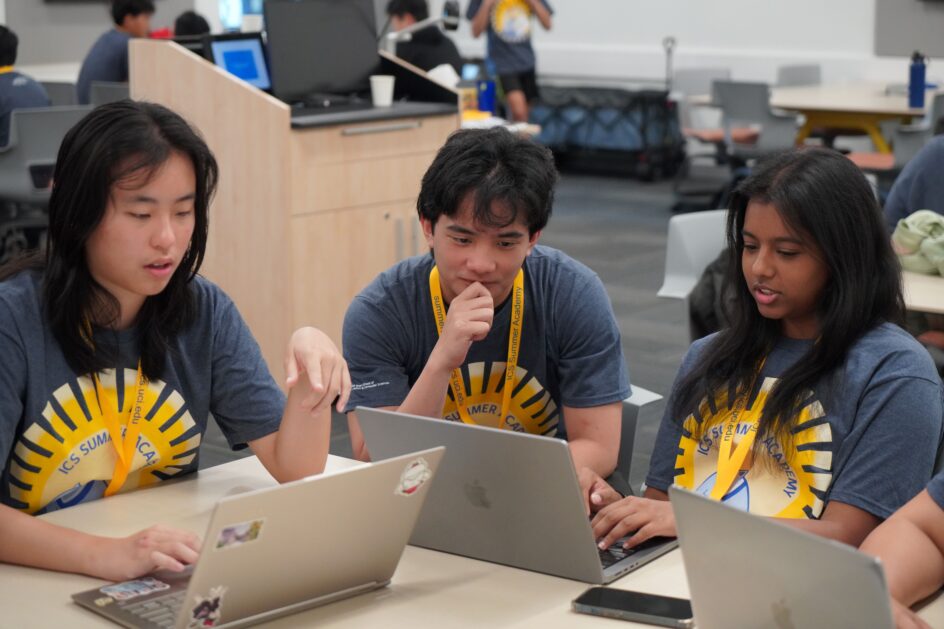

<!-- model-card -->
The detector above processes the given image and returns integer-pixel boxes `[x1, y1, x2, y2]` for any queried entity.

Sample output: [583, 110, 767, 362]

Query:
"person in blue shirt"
[76, 0, 154, 105]
[466, 0, 552, 122]
[883, 135, 944, 234]
[0, 25, 49, 147]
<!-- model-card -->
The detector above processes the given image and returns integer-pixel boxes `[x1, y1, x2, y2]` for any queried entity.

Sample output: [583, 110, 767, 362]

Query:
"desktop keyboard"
[122, 590, 186, 628]
[290, 101, 374, 118]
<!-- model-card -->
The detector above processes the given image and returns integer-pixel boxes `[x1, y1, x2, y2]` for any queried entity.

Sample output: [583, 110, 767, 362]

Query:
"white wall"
[10, 0, 194, 66]
[195, 0, 223, 33]
[7, 0, 924, 85]
[451, 0, 918, 86]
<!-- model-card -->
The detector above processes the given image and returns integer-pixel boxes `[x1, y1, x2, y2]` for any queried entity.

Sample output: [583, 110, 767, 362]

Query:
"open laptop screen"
[205, 32, 272, 91]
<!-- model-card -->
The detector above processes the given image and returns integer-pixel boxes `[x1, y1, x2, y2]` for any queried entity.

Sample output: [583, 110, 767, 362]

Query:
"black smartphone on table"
[572, 586, 694, 627]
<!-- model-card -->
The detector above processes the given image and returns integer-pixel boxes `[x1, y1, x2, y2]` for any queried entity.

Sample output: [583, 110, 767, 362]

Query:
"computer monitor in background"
[204, 32, 272, 92]
[171, 35, 208, 58]
[264, 0, 379, 105]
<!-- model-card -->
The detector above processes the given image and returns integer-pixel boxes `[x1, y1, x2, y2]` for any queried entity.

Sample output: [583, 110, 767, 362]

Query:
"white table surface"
[1, 455, 940, 628]
[903, 270, 944, 315]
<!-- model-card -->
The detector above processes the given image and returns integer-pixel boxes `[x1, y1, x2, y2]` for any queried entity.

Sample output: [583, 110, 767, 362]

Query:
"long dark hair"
[673, 147, 904, 448]
[0, 100, 218, 380]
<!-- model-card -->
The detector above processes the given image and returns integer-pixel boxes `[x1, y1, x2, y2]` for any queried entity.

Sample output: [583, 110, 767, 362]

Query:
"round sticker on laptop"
[396, 457, 432, 496]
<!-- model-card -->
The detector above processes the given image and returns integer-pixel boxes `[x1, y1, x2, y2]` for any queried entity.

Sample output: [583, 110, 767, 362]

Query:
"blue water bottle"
[909, 50, 927, 109]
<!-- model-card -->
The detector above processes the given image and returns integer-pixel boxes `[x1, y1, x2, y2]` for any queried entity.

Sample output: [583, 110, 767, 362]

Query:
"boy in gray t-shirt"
[343, 128, 630, 504]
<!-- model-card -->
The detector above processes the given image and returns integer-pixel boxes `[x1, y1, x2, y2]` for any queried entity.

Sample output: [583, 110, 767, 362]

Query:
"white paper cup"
[370, 75, 395, 107]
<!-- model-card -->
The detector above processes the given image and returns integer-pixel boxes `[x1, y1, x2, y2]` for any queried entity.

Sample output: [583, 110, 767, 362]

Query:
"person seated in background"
[76, 0, 154, 105]
[884, 135, 944, 234]
[585, 147, 943, 551]
[174, 10, 210, 37]
[0, 25, 49, 147]
[343, 128, 631, 506]
[0, 101, 349, 580]
[860, 472, 944, 629]
[883, 136, 944, 376]
[386, 0, 462, 74]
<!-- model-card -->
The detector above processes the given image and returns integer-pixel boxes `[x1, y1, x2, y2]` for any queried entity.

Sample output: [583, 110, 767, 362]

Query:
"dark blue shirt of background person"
[76, 0, 154, 105]
[0, 25, 50, 147]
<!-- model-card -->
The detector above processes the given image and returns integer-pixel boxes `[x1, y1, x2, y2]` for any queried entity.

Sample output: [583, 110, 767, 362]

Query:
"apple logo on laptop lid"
[464, 480, 492, 509]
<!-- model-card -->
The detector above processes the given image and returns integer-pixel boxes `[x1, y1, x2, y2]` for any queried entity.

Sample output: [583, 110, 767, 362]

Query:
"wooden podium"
[129, 40, 459, 380]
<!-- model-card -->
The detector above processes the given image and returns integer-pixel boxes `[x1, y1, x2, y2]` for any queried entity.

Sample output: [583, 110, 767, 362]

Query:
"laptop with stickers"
[72, 447, 444, 628]
[357, 407, 677, 584]
[670, 486, 894, 629]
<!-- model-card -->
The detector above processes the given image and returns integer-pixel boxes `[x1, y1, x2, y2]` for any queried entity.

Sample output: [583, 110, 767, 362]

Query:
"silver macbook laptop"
[670, 486, 894, 629]
[73, 447, 445, 628]
[357, 407, 677, 584]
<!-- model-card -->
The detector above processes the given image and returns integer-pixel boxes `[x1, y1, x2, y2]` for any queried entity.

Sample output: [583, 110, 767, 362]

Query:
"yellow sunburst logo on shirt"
[491, 0, 532, 43]
[7, 368, 201, 514]
[441, 361, 558, 436]
[675, 376, 833, 519]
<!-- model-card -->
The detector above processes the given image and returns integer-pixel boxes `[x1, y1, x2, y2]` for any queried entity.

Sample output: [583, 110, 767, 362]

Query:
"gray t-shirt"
[76, 29, 130, 105]
[884, 136, 944, 233]
[466, 0, 553, 75]
[647, 324, 944, 520]
[0, 271, 284, 515]
[0, 71, 50, 147]
[342, 245, 630, 438]
[926, 471, 944, 509]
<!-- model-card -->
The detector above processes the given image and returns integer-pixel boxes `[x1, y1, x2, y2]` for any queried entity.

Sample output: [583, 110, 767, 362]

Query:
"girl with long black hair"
[0, 101, 350, 580]
[590, 147, 944, 550]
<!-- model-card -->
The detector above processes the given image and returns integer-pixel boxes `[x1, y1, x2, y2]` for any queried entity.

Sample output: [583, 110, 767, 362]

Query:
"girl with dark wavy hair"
[0, 101, 350, 580]
[589, 147, 943, 551]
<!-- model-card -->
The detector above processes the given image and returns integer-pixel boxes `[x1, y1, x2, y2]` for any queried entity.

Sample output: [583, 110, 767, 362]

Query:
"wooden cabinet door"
[291, 202, 417, 345]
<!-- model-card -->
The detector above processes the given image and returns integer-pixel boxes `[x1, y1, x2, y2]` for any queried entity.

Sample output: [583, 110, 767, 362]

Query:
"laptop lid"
[203, 32, 272, 92]
[73, 447, 444, 628]
[669, 486, 894, 629]
[357, 407, 676, 584]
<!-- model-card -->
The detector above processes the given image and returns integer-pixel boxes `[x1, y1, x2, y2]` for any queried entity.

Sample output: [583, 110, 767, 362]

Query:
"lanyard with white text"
[709, 360, 765, 501]
[92, 361, 148, 497]
[429, 266, 524, 429]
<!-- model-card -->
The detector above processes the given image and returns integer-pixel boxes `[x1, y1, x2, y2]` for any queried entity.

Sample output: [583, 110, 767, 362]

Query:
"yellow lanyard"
[429, 266, 524, 429]
[0, 66, 13, 75]
[709, 360, 765, 501]
[92, 361, 148, 497]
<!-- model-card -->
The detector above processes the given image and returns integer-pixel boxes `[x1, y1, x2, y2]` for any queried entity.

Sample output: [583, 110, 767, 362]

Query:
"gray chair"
[713, 80, 799, 162]
[776, 64, 821, 87]
[658, 209, 728, 341]
[0, 105, 93, 205]
[89, 81, 130, 106]
[670, 68, 753, 209]
[674, 67, 731, 131]
[613, 385, 664, 495]
[39, 81, 77, 106]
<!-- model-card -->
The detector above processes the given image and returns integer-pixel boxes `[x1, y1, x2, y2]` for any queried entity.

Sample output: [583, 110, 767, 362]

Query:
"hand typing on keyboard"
[576, 467, 623, 516]
[591, 494, 676, 551]
[90, 524, 202, 582]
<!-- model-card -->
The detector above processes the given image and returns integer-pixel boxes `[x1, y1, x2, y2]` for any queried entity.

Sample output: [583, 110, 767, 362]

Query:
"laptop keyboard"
[123, 590, 186, 628]
[598, 536, 670, 569]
